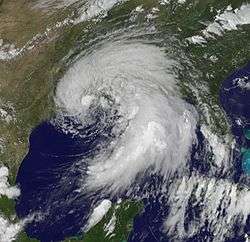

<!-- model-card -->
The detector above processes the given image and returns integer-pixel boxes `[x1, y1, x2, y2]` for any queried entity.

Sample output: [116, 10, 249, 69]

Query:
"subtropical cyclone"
[12, 1, 250, 241]
[55, 40, 198, 193]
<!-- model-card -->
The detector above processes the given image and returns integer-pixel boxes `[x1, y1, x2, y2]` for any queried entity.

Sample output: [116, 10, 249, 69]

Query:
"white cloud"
[76, 0, 126, 24]
[55, 41, 198, 193]
[164, 175, 250, 241]
[0, 166, 20, 199]
[104, 211, 116, 237]
[187, 3, 250, 44]
[0, 217, 23, 242]
[201, 125, 229, 167]
[32, 0, 79, 10]
[85, 200, 112, 231]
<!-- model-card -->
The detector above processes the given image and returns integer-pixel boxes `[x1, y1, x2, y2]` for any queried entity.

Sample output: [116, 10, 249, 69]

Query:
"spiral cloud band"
[55, 40, 198, 193]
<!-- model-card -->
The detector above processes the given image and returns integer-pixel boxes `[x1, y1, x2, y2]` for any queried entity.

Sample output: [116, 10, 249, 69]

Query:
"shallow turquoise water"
[242, 149, 250, 174]
[244, 129, 250, 140]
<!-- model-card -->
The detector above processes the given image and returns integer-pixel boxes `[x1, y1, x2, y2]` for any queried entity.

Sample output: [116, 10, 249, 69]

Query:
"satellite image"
[0, 0, 250, 241]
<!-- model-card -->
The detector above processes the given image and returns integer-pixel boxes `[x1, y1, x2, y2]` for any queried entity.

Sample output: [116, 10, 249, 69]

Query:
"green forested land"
[65, 201, 142, 242]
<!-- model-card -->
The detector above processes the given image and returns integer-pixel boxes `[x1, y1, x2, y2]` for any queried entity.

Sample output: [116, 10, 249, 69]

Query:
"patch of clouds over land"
[0, 166, 20, 199]
[85, 200, 112, 231]
[0, 166, 24, 242]
[187, 3, 250, 44]
[0, 217, 24, 242]
[32, 0, 79, 10]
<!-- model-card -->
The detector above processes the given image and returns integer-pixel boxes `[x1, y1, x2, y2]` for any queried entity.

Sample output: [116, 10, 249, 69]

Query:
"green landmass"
[17, 232, 39, 242]
[65, 201, 143, 242]
[0, 195, 15, 219]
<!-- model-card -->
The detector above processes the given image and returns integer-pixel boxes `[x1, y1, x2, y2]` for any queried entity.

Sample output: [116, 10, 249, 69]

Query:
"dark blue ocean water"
[219, 62, 250, 175]
[16, 123, 90, 241]
[15, 112, 116, 241]
[220, 63, 250, 137]
[15, 63, 250, 242]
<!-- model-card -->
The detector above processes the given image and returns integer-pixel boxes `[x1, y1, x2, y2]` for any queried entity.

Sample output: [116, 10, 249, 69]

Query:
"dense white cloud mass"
[85, 199, 112, 231]
[0, 166, 20, 199]
[0, 217, 24, 242]
[55, 41, 198, 193]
